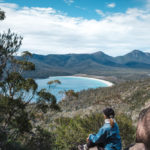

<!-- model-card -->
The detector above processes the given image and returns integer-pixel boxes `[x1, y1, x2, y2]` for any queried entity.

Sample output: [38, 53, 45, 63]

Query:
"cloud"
[64, 0, 74, 5]
[95, 9, 105, 17]
[1, 2, 150, 56]
[0, 3, 18, 9]
[75, 6, 86, 10]
[107, 3, 116, 8]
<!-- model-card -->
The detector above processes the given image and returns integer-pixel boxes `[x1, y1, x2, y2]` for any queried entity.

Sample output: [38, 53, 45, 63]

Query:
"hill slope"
[52, 78, 150, 123]
[24, 50, 150, 80]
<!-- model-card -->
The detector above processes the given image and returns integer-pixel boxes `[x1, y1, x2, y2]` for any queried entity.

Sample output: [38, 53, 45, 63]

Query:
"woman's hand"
[86, 134, 91, 142]
[86, 137, 89, 142]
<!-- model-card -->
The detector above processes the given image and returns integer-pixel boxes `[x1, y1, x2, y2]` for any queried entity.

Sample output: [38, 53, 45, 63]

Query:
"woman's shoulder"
[103, 121, 119, 129]
[103, 123, 111, 130]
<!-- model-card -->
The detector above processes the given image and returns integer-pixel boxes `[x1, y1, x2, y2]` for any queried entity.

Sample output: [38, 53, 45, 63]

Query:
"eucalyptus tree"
[0, 9, 59, 148]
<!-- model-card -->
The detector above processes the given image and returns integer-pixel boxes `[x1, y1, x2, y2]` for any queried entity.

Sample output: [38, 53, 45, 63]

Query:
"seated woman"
[78, 108, 122, 150]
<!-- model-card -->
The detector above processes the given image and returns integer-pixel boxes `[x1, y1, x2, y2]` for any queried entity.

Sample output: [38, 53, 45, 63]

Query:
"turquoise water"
[36, 76, 108, 102]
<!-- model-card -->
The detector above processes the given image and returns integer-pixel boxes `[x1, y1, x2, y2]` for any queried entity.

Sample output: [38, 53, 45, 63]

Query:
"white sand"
[67, 75, 114, 87]
[85, 77, 114, 87]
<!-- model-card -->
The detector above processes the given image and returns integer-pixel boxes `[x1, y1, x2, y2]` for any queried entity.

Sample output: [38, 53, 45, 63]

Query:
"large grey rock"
[125, 106, 150, 150]
[89, 147, 98, 150]
[129, 143, 147, 150]
[136, 106, 150, 148]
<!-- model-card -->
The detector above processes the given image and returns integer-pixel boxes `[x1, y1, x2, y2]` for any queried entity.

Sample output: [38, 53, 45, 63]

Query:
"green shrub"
[116, 114, 136, 148]
[26, 127, 54, 150]
[52, 113, 135, 150]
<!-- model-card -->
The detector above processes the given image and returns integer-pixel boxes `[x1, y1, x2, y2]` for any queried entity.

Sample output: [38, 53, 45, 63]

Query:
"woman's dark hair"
[103, 108, 115, 128]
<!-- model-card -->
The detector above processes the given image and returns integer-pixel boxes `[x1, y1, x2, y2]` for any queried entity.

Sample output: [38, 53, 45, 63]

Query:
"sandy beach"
[72, 74, 114, 87]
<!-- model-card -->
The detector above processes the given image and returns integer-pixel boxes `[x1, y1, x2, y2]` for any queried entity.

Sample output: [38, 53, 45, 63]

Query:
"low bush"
[52, 113, 136, 150]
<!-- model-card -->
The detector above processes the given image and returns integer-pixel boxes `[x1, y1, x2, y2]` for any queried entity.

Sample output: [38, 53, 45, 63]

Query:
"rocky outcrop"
[128, 143, 146, 150]
[126, 106, 150, 150]
[136, 107, 150, 148]
[89, 147, 98, 150]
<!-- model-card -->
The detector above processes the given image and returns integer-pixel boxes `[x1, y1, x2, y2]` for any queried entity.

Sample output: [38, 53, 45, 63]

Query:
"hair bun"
[103, 108, 115, 118]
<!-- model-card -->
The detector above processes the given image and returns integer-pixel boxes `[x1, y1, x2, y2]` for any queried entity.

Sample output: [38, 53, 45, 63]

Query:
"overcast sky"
[0, 0, 150, 56]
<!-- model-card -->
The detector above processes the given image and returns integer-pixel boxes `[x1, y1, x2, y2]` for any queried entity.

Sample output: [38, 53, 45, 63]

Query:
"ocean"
[35, 76, 110, 102]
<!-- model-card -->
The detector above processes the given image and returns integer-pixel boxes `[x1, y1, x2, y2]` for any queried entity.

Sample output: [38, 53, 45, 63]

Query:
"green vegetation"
[0, 9, 59, 150]
[51, 113, 135, 150]
[59, 79, 150, 116]
[25, 127, 54, 150]
[0, 9, 5, 20]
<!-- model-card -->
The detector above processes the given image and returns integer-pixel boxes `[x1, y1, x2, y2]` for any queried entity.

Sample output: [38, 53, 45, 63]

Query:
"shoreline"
[36, 74, 114, 87]
[72, 74, 114, 87]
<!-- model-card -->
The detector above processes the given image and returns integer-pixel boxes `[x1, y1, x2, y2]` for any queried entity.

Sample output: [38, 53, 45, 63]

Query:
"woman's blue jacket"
[89, 119, 122, 150]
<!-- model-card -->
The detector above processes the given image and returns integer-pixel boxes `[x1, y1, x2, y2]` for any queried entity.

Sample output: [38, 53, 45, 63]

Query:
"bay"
[35, 76, 111, 102]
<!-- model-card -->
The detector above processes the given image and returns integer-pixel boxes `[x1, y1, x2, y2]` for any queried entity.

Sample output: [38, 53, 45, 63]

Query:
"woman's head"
[103, 108, 115, 128]
[103, 107, 115, 119]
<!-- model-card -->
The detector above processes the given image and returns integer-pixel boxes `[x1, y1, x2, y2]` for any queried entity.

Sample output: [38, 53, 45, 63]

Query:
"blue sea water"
[35, 76, 109, 102]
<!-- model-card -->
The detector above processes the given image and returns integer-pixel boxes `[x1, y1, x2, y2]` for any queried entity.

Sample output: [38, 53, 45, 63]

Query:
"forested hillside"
[59, 78, 150, 117]
[38, 78, 150, 124]
[23, 50, 150, 80]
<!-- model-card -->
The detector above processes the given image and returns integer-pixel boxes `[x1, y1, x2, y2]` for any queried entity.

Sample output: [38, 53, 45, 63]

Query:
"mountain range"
[24, 50, 150, 79]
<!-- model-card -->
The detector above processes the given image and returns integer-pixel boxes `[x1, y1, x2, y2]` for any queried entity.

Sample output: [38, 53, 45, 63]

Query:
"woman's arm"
[89, 127, 107, 143]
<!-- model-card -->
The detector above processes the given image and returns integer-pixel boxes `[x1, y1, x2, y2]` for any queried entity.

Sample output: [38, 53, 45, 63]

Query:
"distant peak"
[93, 51, 105, 55]
[125, 50, 146, 57]
[131, 50, 143, 54]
